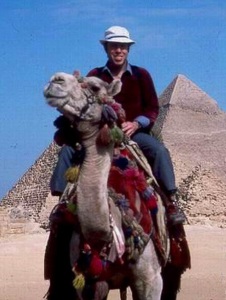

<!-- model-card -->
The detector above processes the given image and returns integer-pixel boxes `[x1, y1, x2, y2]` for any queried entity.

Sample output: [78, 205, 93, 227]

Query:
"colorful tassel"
[109, 102, 126, 124]
[110, 125, 124, 144]
[72, 272, 85, 290]
[65, 166, 80, 183]
[141, 187, 158, 212]
[97, 124, 112, 145]
[88, 254, 103, 277]
[67, 202, 77, 214]
[113, 156, 129, 170]
[102, 104, 118, 124]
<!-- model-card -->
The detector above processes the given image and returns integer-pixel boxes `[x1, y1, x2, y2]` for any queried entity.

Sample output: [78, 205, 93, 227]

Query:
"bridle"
[78, 88, 100, 120]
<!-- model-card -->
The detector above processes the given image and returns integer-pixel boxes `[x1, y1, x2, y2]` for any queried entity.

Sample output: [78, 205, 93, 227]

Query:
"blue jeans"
[132, 132, 176, 194]
[50, 146, 76, 195]
[50, 133, 176, 195]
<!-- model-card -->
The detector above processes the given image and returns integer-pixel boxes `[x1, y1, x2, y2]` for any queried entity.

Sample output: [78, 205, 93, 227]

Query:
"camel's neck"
[77, 133, 114, 246]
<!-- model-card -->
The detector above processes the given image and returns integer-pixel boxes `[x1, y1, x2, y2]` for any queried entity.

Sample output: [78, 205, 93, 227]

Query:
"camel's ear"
[73, 70, 81, 78]
[107, 79, 122, 97]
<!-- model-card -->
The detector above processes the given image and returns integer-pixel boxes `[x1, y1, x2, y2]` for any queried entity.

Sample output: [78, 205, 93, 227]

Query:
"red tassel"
[110, 102, 126, 125]
[144, 194, 158, 211]
[108, 166, 124, 193]
[96, 124, 112, 145]
[123, 167, 139, 179]
[88, 254, 103, 277]
[133, 169, 148, 192]
[119, 148, 134, 160]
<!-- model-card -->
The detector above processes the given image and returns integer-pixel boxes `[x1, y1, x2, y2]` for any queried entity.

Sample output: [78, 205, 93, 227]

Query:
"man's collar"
[102, 61, 132, 77]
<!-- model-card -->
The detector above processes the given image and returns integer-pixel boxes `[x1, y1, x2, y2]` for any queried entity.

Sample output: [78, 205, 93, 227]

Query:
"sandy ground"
[0, 225, 225, 300]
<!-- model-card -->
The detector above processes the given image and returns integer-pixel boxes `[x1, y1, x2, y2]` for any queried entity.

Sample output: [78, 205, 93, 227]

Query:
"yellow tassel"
[65, 166, 80, 183]
[72, 273, 85, 290]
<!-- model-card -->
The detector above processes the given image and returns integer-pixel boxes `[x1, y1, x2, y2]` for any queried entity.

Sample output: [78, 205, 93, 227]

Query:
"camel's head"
[44, 72, 122, 124]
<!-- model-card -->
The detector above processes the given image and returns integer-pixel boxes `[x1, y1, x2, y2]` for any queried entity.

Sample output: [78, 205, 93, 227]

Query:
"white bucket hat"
[100, 26, 135, 45]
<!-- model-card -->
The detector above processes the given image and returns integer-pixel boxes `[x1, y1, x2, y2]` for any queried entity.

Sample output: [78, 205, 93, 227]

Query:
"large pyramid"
[159, 74, 220, 113]
[1, 74, 226, 234]
[156, 74, 226, 177]
[155, 74, 226, 226]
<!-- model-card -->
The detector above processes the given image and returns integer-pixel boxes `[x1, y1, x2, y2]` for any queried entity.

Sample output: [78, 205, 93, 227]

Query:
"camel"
[43, 72, 190, 300]
[44, 72, 164, 299]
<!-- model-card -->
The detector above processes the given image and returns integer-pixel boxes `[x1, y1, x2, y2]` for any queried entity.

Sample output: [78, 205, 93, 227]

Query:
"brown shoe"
[167, 203, 186, 226]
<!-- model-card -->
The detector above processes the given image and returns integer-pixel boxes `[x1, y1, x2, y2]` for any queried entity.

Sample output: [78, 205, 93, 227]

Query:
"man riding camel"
[50, 25, 186, 226]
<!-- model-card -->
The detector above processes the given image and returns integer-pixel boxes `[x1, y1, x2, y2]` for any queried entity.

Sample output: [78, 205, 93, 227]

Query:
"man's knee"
[59, 145, 75, 161]
[57, 146, 76, 169]
[155, 143, 170, 159]
[133, 133, 166, 158]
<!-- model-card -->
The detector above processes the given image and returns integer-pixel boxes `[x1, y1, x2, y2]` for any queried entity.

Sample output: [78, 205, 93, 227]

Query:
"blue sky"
[0, 0, 225, 199]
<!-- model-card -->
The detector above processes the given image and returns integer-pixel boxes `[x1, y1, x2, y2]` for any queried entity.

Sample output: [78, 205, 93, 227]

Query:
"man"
[51, 25, 185, 225]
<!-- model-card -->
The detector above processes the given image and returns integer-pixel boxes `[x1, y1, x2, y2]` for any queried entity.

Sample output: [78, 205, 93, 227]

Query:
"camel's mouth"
[44, 82, 68, 97]
[45, 92, 66, 99]
[44, 83, 69, 107]
[47, 97, 69, 109]
[45, 95, 68, 108]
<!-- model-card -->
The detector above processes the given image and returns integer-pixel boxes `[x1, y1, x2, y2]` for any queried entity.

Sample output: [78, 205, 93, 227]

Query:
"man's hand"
[121, 121, 140, 137]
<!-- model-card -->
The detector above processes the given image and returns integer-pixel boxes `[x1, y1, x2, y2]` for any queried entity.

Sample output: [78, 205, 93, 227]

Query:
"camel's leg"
[161, 262, 183, 300]
[45, 224, 78, 300]
[120, 287, 127, 300]
[130, 240, 162, 300]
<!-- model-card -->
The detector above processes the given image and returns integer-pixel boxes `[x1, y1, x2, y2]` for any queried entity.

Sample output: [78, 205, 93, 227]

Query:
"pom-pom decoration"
[72, 271, 85, 290]
[65, 166, 80, 183]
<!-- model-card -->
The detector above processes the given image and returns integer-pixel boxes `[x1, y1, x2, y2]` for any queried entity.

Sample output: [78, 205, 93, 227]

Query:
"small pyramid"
[0, 142, 59, 224]
[159, 74, 220, 114]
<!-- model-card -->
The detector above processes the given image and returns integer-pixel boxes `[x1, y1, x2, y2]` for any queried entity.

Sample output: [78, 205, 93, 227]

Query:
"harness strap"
[123, 138, 156, 181]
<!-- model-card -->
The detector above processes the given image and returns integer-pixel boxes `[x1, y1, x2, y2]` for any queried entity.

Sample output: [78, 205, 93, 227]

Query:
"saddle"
[45, 140, 190, 286]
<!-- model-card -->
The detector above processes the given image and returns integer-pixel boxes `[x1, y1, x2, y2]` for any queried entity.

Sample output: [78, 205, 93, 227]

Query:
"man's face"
[106, 42, 129, 66]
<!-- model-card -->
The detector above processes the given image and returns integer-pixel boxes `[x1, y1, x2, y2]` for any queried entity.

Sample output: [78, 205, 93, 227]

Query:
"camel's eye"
[90, 85, 100, 93]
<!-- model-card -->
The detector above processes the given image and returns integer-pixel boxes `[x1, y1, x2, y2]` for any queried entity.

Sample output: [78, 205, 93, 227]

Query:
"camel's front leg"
[130, 240, 162, 300]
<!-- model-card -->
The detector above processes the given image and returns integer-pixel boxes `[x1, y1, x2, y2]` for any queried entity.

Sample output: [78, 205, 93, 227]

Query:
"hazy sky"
[0, 0, 225, 199]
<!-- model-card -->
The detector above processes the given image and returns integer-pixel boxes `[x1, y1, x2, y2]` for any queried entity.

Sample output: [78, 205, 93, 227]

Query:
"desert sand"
[0, 225, 225, 300]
